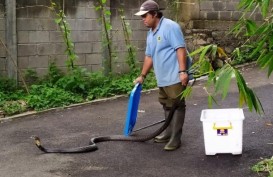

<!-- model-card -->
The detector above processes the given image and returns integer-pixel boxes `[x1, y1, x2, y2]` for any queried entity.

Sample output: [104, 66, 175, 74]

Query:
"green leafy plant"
[2, 100, 27, 116]
[42, 62, 64, 86]
[50, 0, 78, 70]
[231, 0, 273, 77]
[26, 85, 83, 111]
[231, 46, 258, 65]
[56, 67, 90, 95]
[95, 0, 113, 75]
[0, 92, 7, 102]
[0, 77, 17, 93]
[87, 72, 157, 101]
[24, 69, 39, 85]
[252, 157, 273, 177]
[119, 9, 138, 73]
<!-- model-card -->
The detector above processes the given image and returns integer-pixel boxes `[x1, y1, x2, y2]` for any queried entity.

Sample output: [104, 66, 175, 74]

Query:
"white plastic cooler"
[200, 108, 245, 155]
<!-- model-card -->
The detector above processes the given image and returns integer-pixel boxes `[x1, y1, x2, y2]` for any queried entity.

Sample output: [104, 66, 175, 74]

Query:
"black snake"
[31, 103, 179, 153]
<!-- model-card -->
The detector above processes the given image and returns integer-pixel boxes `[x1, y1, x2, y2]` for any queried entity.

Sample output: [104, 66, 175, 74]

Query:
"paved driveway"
[0, 65, 272, 177]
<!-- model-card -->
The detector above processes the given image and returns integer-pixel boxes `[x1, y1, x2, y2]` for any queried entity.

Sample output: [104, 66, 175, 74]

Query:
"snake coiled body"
[31, 103, 178, 153]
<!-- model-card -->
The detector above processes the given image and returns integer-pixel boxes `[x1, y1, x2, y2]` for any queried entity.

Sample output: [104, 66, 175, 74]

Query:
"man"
[134, 0, 190, 151]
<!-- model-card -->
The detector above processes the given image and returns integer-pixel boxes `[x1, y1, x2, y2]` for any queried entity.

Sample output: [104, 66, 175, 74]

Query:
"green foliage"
[252, 157, 273, 177]
[24, 69, 39, 85]
[26, 85, 83, 111]
[1, 100, 27, 116]
[231, 46, 258, 65]
[0, 77, 17, 93]
[87, 72, 157, 100]
[231, 0, 273, 77]
[0, 90, 27, 116]
[56, 67, 90, 95]
[0, 92, 7, 102]
[42, 62, 64, 86]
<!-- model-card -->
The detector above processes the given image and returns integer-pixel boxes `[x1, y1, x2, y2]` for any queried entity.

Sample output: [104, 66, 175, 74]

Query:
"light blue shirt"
[145, 17, 187, 87]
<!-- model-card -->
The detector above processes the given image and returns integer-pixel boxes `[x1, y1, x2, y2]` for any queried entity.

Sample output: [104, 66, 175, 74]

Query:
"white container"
[200, 108, 245, 155]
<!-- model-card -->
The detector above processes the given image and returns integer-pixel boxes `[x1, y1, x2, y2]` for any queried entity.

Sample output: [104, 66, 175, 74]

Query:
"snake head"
[30, 135, 41, 146]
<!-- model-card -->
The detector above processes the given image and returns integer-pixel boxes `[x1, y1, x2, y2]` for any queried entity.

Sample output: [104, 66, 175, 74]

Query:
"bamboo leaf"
[255, 24, 269, 35]
[269, 35, 273, 49]
[234, 69, 249, 107]
[200, 45, 212, 60]
[261, 0, 270, 17]
[247, 88, 264, 114]
[189, 46, 206, 57]
[256, 49, 268, 67]
[258, 51, 273, 68]
[208, 95, 218, 108]
[238, 90, 245, 107]
[208, 95, 213, 108]
[245, 20, 257, 36]
[267, 56, 273, 77]
[234, 69, 264, 114]
[249, 37, 267, 58]
[215, 65, 234, 99]
[179, 87, 193, 100]
[211, 45, 218, 60]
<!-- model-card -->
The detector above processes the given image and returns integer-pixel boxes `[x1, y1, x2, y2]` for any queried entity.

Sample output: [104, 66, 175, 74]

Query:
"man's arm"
[134, 56, 153, 84]
[176, 47, 189, 86]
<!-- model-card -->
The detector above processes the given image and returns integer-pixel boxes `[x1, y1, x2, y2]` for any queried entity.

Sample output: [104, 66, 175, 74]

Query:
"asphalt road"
[0, 64, 272, 177]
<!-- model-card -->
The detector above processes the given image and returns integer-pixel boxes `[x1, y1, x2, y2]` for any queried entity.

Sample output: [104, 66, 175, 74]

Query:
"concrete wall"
[16, 0, 103, 76]
[1, 0, 261, 78]
[0, 0, 6, 76]
[13, 0, 154, 76]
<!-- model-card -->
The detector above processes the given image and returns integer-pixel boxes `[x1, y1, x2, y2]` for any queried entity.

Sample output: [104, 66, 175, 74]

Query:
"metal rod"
[133, 119, 165, 132]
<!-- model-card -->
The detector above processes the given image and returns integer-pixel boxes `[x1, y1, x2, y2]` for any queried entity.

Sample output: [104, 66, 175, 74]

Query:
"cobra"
[31, 103, 179, 153]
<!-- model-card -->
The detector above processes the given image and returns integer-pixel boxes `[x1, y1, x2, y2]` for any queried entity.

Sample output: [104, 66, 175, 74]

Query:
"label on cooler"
[217, 129, 228, 136]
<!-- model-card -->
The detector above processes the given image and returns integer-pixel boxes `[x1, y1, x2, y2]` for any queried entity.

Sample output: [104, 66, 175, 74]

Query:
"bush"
[42, 62, 64, 86]
[2, 100, 27, 116]
[0, 65, 157, 115]
[26, 85, 83, 110]
[0, 77, 17, 93]
[56, 67, 90, 95]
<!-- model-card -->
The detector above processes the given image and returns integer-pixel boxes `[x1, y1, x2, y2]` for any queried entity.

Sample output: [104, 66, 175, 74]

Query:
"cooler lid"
[200, 108, 245, 122]
[123, 83, 142, 136]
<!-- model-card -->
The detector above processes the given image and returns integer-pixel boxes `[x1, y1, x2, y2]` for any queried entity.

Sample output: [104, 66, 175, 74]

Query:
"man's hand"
[133, 75, 145, 84]
[179, 73, 189, 86]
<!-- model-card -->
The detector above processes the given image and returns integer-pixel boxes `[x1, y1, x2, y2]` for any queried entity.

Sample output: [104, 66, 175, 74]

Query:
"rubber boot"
[154, 109, 171, 143]
[164, 107, 185, 151]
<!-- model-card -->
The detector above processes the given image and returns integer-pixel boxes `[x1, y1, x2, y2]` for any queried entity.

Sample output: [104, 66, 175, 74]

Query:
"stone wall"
[0, 0, 6, 76]
[179, 0, 260, 56]
[199, 0, 262, 21]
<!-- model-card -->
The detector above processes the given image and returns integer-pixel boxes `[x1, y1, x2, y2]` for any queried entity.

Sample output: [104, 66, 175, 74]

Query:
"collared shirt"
[145, 17, 186, 87]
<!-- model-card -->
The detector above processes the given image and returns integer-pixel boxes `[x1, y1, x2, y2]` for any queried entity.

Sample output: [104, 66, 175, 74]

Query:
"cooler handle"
[213, 122, 233, 130]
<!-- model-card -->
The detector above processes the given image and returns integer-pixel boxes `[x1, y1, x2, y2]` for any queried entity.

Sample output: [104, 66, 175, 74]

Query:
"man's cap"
[134, 0, 164, 16]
